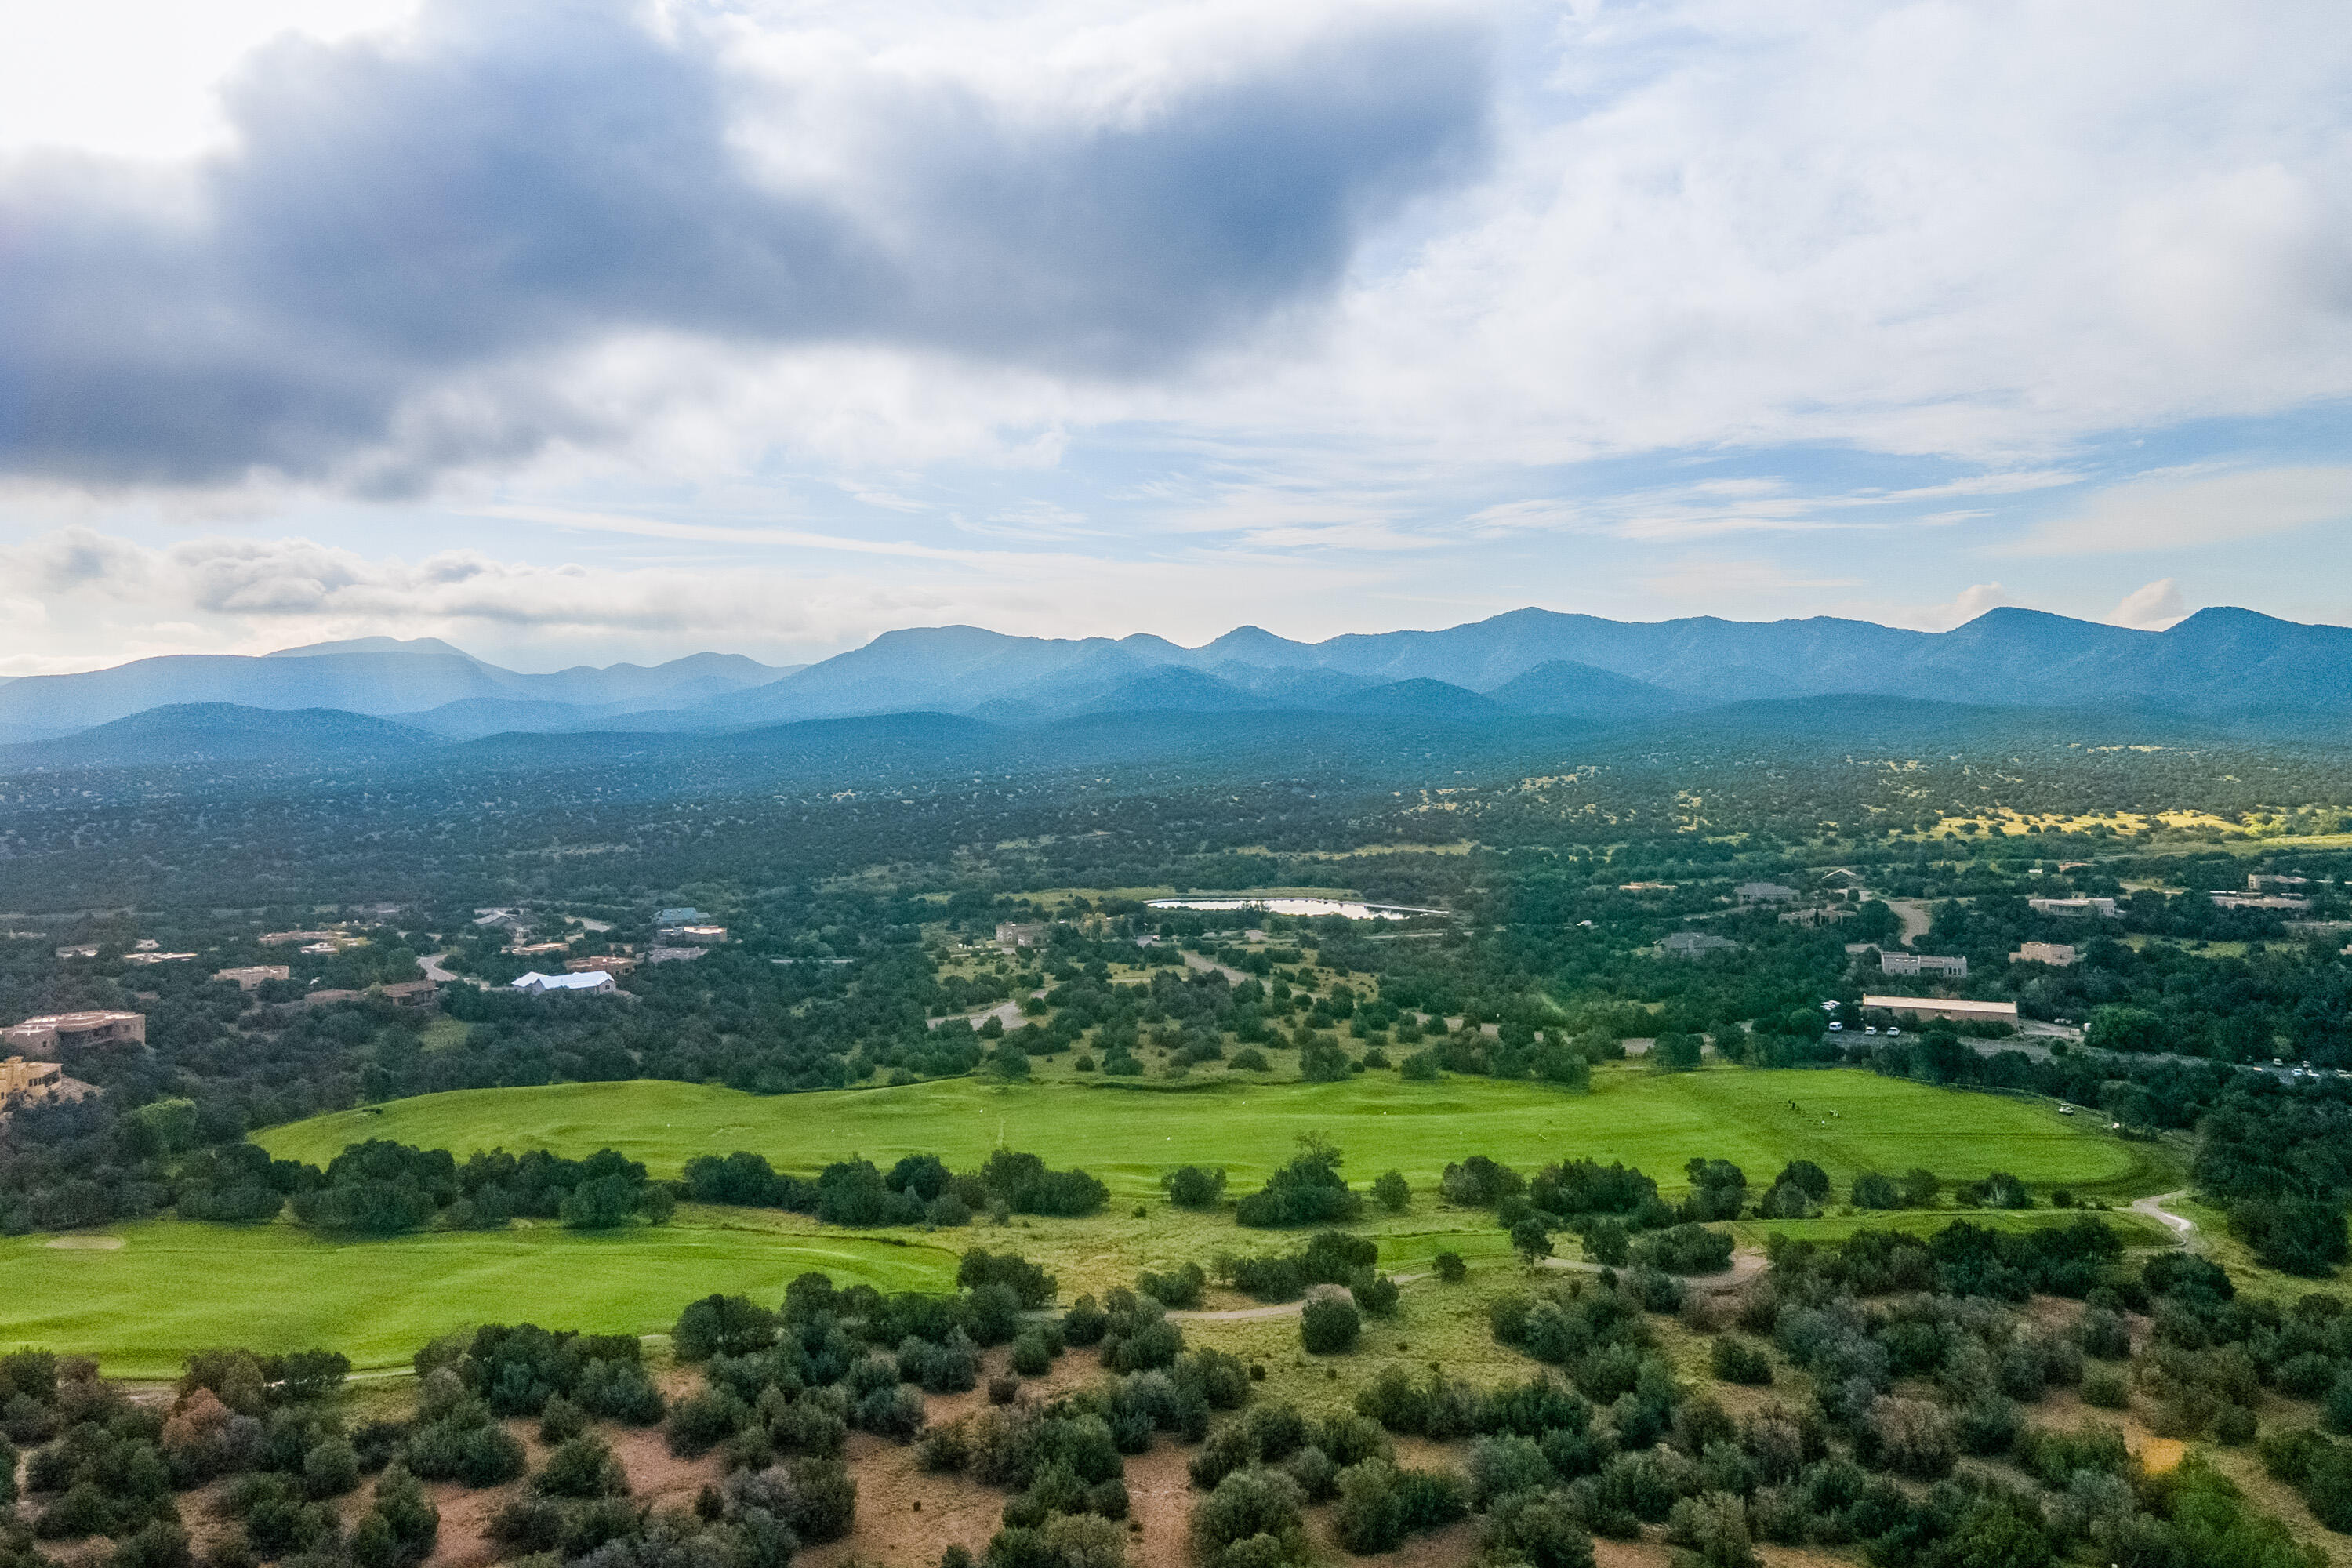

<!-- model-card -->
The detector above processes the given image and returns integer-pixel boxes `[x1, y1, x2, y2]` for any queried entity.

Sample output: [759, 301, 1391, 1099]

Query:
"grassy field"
[0, 1210, 960, 1378]
[257, 1065, 2166, 1202]
[0, 1069, 2172, 1376]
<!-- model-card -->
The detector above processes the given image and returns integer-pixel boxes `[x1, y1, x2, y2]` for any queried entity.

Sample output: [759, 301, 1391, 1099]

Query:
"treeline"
[176, 1140, 671, 1235]
[681, 1149, 1107, 1226]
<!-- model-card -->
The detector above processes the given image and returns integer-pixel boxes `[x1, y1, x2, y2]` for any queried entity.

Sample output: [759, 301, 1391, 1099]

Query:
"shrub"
[1849, 1171, 1901, 1210]
[1710, 1337, 1772, 1385]
[538, 1396, 586, 1445]
[666, 1389, 747, 1457]
[1236, 1137, 1363, 1228]
[1432, 1251, 1467, 1283]
[1192, 1466, 1307, 1565]
[2081, 1369, 2129, 1410]
[1348, 1269, 1399, 1318]
[1861, 1396, 1955, 1479]
[303, 1437, 361, 1499]
[1138, 1264, 1207, 1310]
[1373, 1172, 1410, 1214]
[1300, 1298, 1361, 1355]
[1163, 1167, 1229, 1208]
[533, 1436, 627, 1498]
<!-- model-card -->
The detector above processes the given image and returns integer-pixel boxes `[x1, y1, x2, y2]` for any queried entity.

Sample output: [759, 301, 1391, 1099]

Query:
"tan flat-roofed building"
[2, 1056, 62, 1097]
[2011, 942, 2076, 966]
[378, 980, 439, 1009]
[261, 930, 343, 946]
[216, 965, 292, 989]
[569, 955, 636, 975]
[2, 1010, 146, 1051]
[1861, 995, 2018, 1022]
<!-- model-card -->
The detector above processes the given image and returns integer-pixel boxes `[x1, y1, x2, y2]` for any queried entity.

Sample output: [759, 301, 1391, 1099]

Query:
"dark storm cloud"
[0, 1, 1491, 490]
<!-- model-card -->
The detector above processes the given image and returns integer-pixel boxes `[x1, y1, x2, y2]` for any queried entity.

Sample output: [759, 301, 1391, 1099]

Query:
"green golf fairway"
[0, 1214, 958, 1377]
[258, 1066, 2157, 1200]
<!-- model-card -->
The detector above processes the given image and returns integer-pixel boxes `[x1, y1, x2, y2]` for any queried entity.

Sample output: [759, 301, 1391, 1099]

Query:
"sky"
[2, 0, 2350, 675]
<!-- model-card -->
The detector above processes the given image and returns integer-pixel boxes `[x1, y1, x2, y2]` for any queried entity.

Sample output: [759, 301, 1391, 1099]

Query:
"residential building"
[2210, 892, 2313, 912]
[1734, 882, 1798, 904]
[1656, 931, 1739, 958]
[1880, 951, 1967, 978]
[2249, 873, 2311, 891]
[54, 945, 98, 959]
[124, 951, 198, 964]
[1860, 995, 2018, 1022]
[655, 907, 700, 925]
[2010, 942, 2077, 966]
[662, 924, 728, 942]
[996, 921, 1048, 948]
[1780, 906, 1851, 927]
[2028, 897, 2118, 918]
[2, 1056, 63, 1099]
[643, 946, 706, 965]
[508, 941, 571, 956]
[512, 970, 617, 995]
[568, 954, 637, 975]
[262, 929, 343, 946]
[2, 1011, 147, 1051]
[377, 980, 439, 1009]
[214, 965, 292, 990]
[1618, 881, 1675, 892]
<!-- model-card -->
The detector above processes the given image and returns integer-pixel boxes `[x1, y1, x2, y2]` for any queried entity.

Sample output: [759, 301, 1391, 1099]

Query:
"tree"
[560, 1174, 640, 1229]
[1162, 1166, 1228, 1209]
[1301, 1296, 1361, 1354]
[1510, 1217, 1553, 1267]
[1901, 1168, 1942, 1208]
[1373, 1171, 1410, 1213]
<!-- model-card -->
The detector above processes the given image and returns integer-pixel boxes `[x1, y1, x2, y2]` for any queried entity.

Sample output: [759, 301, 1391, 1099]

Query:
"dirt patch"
[42, 1236, 123, 1250]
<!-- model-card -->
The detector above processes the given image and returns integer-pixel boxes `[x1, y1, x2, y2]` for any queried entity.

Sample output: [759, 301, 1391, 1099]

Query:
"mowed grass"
[260, 1065, 2161, 1201]
[0, 1211, 958, 1378]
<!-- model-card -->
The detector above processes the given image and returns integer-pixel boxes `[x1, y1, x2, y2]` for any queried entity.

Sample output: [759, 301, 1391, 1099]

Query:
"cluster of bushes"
[1189, 1402, 1466, 1564]
[273, 1140, 672, 1234]
[680, 1148, 1107, 1227]
[666, 1255, 1067, 1461]
[1214, 1229, 1378, 1301]
[1234, 1137, 1362, 1228]
[1, 1342, 441, 1568]
[414, 1323, 664, 1425]
[1764, 1216, 2126, 1302]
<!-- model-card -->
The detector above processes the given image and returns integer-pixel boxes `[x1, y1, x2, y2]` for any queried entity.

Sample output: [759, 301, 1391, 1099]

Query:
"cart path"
[2131, 1190, 2198, 1243]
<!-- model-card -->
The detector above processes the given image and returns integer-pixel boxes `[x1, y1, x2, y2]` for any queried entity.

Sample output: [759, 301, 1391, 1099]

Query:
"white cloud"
[1899, 581, 2018, 633]
[2007, 465, 2352, 556]
[2111, 578, 2189, 630]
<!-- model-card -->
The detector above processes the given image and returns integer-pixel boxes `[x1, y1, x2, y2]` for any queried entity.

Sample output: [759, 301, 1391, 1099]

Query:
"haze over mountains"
[1, 606, 2346, 763]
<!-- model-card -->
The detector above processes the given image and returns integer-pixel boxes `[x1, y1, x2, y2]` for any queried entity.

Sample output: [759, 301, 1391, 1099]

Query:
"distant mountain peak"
[265, 636, 479, 660]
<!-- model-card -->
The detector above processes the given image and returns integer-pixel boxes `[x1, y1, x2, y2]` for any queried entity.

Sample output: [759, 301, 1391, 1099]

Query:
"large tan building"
[1860, 995, 2018, 1023]
[2, 1010, 146, 1051]
[215, 965, 292, 990]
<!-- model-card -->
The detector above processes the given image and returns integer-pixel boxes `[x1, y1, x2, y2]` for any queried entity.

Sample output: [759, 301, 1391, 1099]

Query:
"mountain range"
[0, 606, 2345, 757]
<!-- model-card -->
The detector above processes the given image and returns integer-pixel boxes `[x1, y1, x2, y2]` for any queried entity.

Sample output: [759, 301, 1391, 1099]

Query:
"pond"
[1144, 896, 1446, 921]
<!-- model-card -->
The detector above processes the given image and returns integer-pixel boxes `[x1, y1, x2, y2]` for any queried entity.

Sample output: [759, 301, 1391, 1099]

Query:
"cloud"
[2006, 464, 2352, 555]
[0, 0, 1490, 491]
[1900, 581, 2017, 633]
[2111, 577, 2189, 630]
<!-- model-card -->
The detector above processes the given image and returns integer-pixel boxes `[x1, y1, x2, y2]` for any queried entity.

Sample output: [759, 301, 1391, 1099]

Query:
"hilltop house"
[511, 971, 617, 996]
[2, 1011, 146, 1051]
[2010, 942, 2077, 967]
[996, 921, 1048, 949]
[1656, 931, 1739, 958]
[2, 1055, 62, 1101]
[1734, 883, 1798, 905]
[214, 965, 292, 989]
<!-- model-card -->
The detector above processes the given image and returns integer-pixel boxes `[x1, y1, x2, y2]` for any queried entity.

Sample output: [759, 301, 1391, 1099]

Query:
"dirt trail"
[1170, 1276, 1428, 1323]
[2130, 1190, 2198, 1243]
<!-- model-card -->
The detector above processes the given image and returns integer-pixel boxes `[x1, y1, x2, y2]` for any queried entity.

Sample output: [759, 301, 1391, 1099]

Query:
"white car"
[1865, 1025, 1879, 1036]
[2058, 1105, 2074, 1116]
[1886, 1026, 1901, 1036]
[1828, 1022, 1843, 1032]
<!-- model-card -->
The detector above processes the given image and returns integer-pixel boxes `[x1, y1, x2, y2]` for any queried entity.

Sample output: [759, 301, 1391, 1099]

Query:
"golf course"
[254, 1065, 2164, 1200]
[0, 1066, 2180, 1374]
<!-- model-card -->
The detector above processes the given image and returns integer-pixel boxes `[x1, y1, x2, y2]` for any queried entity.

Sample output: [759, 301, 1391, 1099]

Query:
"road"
[1181, 951, 1254, 985]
